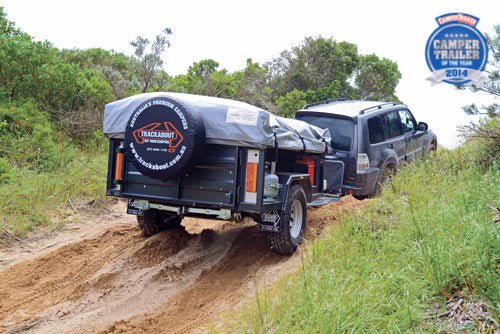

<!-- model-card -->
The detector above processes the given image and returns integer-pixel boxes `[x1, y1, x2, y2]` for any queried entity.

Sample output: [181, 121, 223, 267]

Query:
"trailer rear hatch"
[107, 140, 240, 209]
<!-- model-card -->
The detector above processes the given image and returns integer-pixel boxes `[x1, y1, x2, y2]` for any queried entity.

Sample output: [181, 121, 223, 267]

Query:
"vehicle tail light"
[356, 153, 369, 173]
[246, 162, 258, 192]
[114, 152, 124, 181]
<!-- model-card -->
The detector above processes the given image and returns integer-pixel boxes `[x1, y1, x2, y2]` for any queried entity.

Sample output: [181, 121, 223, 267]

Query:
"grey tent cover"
[103, 92, 331, 153]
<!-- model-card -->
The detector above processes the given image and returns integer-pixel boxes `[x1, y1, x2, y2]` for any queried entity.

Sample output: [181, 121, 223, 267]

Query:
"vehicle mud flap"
[258, 210, 281, 232]
[124, 96, 206, 181]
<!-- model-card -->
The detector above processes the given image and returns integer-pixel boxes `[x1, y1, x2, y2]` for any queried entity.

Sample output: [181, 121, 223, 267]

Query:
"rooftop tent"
[103, 92, 331, 154]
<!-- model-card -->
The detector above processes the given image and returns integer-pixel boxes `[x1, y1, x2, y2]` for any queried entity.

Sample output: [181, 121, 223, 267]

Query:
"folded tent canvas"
[103, 92, 331, 154]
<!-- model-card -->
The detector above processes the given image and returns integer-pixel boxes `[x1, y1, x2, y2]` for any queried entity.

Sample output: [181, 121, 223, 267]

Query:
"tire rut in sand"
[0, 226, 141, 330]
[0, 222, 244, 334]
[99, 225, 288, 334]
[99, 196, 365, 334]
[1, 196, 364, 334]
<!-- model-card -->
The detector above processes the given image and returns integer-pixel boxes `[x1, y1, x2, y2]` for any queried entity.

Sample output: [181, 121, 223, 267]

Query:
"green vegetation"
[0, 99, 108, 238]
[220, 123, 499, 333]
[0, 101, 108, 237]
[0, 148, 106, 236]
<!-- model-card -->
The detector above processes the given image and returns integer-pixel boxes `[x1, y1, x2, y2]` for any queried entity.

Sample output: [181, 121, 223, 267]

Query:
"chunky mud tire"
[374, 165, 395, 196]
[426, 146, 436, 158]
[137, 209, 183, 237]
[268, 184, 307, 255]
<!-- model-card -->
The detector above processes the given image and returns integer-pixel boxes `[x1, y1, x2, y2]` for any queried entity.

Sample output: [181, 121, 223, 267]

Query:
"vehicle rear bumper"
[343, 167, 380, 197]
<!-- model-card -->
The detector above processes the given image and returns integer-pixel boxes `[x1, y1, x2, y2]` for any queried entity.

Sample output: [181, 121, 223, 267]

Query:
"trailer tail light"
[114, 152, 124, 181]
[246, 162, 258, 192]
[356, 153, 369, 173]
[244, 149, 260, 203]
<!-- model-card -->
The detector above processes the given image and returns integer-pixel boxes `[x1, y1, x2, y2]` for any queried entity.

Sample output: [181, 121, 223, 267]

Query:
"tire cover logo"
[132, 122, 184, 153]
[425, 13, 488, 85]
[127, 98, 189, 171]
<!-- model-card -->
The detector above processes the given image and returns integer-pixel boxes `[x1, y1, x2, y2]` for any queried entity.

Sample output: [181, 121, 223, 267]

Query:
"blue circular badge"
[425, 13, 488, 85]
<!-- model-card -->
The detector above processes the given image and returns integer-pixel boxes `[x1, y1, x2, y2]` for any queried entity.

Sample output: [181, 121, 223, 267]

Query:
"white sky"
[2, 0, 499, 148]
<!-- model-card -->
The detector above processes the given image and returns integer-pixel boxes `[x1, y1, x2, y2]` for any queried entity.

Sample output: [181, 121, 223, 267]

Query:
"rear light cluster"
[356, 153, 370, 173]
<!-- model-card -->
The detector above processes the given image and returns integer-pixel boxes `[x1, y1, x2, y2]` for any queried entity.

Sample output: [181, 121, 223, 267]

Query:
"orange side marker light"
[115, 152, 124, 181]
[246, 162, 258, 192]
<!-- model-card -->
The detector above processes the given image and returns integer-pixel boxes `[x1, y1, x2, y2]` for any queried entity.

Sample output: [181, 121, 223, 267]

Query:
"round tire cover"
[124, 96, 205, 181]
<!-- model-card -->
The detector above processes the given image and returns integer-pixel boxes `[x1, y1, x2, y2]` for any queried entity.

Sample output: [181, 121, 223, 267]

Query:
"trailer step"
[308, 196, 341, 207]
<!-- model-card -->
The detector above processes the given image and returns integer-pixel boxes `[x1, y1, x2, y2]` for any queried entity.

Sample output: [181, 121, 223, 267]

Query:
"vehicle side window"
[368, 116, 385, 144]
[385, 111, 403, 138]
[398, 109, 416, 133]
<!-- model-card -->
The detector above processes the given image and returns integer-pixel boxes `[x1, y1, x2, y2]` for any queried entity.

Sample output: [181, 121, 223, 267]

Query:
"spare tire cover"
[124, 96, 205, 181]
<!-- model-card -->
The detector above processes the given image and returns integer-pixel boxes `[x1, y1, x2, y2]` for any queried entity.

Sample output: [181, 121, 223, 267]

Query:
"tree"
[232, 59, 273, 109]
[461, 25, 500, 117]
[0, 6, 22, 37]
[170, 59, 218, 95]
[0, 7, 116, 138]
[62, 48, 140, 99]
[186, 59, 220, 94]
[355, 54, 401, 101]
[153, 70, 170, 92]
[172, 59, 238, 97]
[458, 26, 499, 152]
[130, 28, 172, 93]
[267, 37, 360, 99]
[187, 58, 219, 78]
[276, 89, 307, 118]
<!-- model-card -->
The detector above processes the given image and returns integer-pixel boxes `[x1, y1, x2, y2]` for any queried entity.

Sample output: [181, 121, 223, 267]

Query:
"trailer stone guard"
[104, 92, 344, 255]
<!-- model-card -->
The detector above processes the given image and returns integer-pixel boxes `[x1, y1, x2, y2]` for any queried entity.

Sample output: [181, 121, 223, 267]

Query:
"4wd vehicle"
[295, 99, 437, 197]
[104, 93, 343, 255]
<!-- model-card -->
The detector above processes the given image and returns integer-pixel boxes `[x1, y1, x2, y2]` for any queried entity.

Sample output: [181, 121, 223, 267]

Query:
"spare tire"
[124, 96, 205, 181]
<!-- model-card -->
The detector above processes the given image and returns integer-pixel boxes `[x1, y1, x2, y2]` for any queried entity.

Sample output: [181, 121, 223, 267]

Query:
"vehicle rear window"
[296, 115, 354, 151]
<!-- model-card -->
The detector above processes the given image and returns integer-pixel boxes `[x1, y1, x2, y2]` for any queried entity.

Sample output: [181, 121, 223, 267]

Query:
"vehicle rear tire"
[426, 146, 436, 158]
[374, 165, 395, 196]
[268, 184, 307, 255]
[137, 209, 183, 237]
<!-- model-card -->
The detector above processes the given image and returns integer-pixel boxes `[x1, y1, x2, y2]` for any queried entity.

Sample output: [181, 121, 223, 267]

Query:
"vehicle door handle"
[387, 143, 394, 149]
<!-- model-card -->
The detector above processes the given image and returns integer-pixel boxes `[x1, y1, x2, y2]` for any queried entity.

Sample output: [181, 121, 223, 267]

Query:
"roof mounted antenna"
[359, 102, 397, 115]
[303, 98, 350, 109]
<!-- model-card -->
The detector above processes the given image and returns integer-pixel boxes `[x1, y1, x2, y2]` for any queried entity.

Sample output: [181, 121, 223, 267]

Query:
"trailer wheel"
[137, 209, 183, 237]
[269, 184, 307, 255]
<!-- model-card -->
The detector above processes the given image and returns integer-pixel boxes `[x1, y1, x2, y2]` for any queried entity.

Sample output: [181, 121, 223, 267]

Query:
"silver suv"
[295, 99, 437, 197]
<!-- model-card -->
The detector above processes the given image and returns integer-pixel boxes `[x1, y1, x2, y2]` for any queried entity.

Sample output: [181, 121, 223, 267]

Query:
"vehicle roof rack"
[303, 98, 350, 109]
[359, 102, 397, 115]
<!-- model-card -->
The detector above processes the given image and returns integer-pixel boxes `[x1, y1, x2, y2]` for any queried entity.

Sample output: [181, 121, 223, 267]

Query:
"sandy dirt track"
[0, 197, 363, 334]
